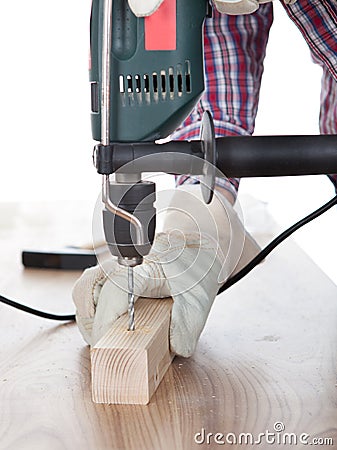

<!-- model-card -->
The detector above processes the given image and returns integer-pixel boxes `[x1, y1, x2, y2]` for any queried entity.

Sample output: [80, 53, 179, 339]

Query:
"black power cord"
[0, 193, 336, 320]
[218, 193, 337, 295]
[0, 295, 75, 321]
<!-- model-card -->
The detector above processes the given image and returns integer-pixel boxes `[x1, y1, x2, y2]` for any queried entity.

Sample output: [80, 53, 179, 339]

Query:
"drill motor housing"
[91, 0, 210, 262]
[90, 0, 209, 142]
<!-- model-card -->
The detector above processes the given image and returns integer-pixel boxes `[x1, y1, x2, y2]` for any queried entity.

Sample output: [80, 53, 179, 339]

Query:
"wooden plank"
[91, 297, 173, 404]
[1, 200, 337, 449]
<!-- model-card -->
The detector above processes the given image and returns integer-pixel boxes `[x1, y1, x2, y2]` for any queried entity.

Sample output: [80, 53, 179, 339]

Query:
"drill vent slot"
[169, 74, 174, 93]
[161, 71, 166, 94]
[135, 74, 141, 93]
[118, 61, 192, 105]
[177, 74, 183, 94]
[185, 60, 191, 93]
[91, 82, 99, 113]
[152, 73, 158, 93]
[144, 74, 150, 93]
[119, 76, 125, 93]
[127, 75, 133, 93]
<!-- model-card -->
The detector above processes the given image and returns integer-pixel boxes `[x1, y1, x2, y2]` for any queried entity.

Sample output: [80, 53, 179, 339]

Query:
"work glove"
[213, 0, 297, 15]
[73, 185, 260, 357]
[128, 0, 164, 17]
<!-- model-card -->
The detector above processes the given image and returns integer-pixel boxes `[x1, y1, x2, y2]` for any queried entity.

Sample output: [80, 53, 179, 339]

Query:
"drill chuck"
[103, 180, 156, 261]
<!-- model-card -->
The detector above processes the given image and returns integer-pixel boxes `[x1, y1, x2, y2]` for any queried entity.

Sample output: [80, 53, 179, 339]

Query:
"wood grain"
[0, 200, 336, 450]
[91, 297, 173, 404]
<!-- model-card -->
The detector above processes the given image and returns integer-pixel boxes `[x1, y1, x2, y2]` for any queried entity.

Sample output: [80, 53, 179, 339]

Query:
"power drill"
[90, 0, 210, 329]
[90, 0, 337, 331]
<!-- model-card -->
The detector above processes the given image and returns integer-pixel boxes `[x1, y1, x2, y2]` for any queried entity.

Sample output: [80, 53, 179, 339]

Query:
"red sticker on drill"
[145, 0, 176, 51]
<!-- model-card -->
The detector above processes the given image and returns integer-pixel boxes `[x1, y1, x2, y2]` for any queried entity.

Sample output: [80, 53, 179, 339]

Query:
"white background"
[0, 1, 336, 282]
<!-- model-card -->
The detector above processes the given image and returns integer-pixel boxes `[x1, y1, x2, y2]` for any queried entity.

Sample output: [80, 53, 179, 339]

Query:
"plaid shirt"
[173, 1, 337, 197]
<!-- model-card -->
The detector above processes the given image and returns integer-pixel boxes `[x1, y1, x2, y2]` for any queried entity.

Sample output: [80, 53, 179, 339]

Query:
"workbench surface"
[0, 200, 336, 450]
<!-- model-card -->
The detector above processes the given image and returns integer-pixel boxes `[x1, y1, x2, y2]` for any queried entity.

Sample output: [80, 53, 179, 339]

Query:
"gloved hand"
[127, 0, 298, 18]
[73, 185, 260, 357]
[128, 0, 163, 17]
[213, 0, 297, 15]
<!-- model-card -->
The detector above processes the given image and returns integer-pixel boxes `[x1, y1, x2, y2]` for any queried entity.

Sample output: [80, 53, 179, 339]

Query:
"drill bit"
[127, 266, 135, 331]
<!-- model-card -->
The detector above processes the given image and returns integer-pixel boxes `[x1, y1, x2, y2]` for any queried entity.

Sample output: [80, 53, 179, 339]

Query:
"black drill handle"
[95, 134, 337, 177]
[216, 135, 337, 177]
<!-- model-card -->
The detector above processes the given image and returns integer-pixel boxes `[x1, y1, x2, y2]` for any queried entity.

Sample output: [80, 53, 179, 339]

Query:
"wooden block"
[90, 297, 173, 405]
